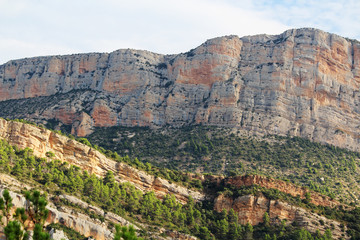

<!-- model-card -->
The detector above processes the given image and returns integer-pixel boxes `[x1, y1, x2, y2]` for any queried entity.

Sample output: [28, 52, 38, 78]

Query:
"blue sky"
[0, 0, 359, 64]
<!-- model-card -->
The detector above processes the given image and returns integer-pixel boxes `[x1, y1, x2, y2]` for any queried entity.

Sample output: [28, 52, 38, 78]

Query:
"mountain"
[1, 28, 360, 152]
[1, 28, 360, 239]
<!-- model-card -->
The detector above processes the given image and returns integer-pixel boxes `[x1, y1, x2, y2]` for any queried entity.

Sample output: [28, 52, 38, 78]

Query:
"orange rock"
[0, 118, 205, 204]
[1, 28, 360, 153]
[226, 175, 339, 207]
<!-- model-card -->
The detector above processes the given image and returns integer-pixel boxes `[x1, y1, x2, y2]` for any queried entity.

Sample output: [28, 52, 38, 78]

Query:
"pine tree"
[0, 189, 13, 225]
[263, 212, 270, 227]
[113, 225, 143, 240]
[24, 190, 49, 226]
[104, 171, 115, 188]
[245, 222, 254, 240]
[4, 221, 27, 240]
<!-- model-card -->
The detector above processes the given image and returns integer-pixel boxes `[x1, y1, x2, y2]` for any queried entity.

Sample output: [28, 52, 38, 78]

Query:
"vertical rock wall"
[0, 28, 360, 151]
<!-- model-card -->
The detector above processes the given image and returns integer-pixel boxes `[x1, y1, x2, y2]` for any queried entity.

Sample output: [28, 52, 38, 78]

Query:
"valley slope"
[0, 118, 355, 239]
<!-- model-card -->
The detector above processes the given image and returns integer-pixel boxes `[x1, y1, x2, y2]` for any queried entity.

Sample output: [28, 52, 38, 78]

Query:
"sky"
[0, 0, 359, 64]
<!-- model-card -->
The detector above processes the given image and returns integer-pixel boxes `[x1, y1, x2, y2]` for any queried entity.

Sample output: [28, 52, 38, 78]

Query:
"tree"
[0, 189, 13, 225]
[33, 224, 50, 240]
[304, 192, 311, 204]
[24, 190, 49, 226]
[0, 190, 29, 240]
[263, 212, 270, 227]
[24, 190, 49, 239]
[324, 229, 332, 240]
[104, 171, 115, 188]
[245, 222, 254, 240]
[265, 233, 272, 240]
[198, 226, 214, 240]
[228, 208, 238, 224]
[228, 222, 242, 239]
[77, 138, 92, 147]
[4, 221, 28, 240]
[13, 208, 28, 228]
[293, 228, 313, 240]
[215, 219, 229, 239]
[114, 225, 143, 240]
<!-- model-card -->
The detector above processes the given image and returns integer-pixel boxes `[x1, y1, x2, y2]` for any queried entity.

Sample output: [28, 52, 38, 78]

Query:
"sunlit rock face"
[0, 118, 205, 204]
[213, 194, 345, 239]
[213, 176, 345, 239]
[1, 28, 360, 151]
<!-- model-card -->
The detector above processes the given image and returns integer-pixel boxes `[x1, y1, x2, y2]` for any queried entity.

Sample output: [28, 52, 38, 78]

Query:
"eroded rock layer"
[213, 194, 346, 239]
[0, 118, 205, 204]
[0, 28, 360, 151]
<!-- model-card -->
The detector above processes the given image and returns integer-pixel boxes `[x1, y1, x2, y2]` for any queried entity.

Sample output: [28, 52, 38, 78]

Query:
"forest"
[1, 136, 360, 239]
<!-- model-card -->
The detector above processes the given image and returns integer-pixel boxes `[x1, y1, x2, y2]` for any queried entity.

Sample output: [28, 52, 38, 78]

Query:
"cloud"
[0, 0, 358, 64]
[250, 0, 360, 40]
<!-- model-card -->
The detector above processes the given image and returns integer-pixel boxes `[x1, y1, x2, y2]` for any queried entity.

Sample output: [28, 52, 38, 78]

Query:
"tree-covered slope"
[88, 125, 360, 205]
[0, 136, 357, 240]
[3, 119, 360, 239]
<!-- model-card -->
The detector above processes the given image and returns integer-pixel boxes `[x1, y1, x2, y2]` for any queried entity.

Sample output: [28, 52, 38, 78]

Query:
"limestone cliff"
[0, 118, 204, 204]
[226, 175, 339, 207]
[0, 174, 197, 240]
[0, 28, 359, 151]
[213, 194, 346, 239]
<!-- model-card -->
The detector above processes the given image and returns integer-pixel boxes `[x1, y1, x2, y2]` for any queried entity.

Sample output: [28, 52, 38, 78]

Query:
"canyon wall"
[0, 28, 360, 150]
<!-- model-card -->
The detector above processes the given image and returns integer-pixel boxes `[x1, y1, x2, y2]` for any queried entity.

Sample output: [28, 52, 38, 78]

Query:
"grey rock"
[0, 28, 359, 151]
[49, 228, 69, 240]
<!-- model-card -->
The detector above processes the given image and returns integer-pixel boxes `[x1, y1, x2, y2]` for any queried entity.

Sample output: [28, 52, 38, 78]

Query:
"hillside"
[0, 28, 360, 152]
[87, 125, 360, 205]
[0, 118, 360, 239]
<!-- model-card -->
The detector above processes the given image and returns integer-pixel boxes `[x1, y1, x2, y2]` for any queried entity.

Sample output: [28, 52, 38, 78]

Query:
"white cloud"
[0, 0, 358, 64]
[250, 0, 360, 40]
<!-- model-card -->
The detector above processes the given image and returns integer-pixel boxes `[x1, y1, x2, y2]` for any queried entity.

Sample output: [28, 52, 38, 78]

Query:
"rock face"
[0, 28, 359, 151]
[213, 194, 347, 239]
[0, 187, 113, 240]
[226, 175, 339, 207]
[0, 118, 205, 204]
[49, 229, 69, 240]
[0, 173, 198, 240]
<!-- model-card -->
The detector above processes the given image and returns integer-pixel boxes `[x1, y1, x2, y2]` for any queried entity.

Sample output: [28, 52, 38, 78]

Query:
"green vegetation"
[0, 188, 50, 240]
[47, 223, 87, 240]
[88, 125, 360, 203]
[3, 119, 360, 239]
[114, 225, 143, 240]
[0, 138, 350, 239]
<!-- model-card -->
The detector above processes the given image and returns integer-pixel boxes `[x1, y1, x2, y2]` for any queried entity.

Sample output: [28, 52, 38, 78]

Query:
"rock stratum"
[0, 28, 360, 151]
[0, 118, 205, 204]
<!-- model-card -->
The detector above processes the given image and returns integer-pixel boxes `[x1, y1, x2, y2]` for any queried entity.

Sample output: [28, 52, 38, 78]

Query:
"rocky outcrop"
[0, 186, 113, 240]
[0, 28, 359, 151]
[214, 194, 347, 239]
[58, 194, 137, 229]
[226, 175, 339, 207]
[49, 229, 69, 240]
[0, 173, 199, 240]
[0, 118, 205, 204]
